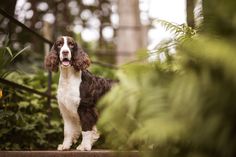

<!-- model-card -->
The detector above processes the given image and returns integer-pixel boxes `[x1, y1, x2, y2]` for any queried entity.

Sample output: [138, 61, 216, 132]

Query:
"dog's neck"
[59, 66, 81, 80]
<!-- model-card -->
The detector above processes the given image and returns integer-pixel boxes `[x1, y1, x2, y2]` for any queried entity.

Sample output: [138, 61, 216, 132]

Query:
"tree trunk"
[186, 0, 195, 28]
[116, 0, 146, 65]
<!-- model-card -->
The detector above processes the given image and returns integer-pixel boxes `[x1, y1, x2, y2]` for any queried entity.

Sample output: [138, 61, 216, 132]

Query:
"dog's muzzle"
[61, 58, 71, 67]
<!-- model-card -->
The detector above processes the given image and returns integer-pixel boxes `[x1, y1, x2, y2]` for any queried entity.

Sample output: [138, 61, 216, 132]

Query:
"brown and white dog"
[45, 36, 114, 151]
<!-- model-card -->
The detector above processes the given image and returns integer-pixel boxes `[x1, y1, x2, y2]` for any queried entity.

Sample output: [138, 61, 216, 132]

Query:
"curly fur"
[44, 46, 59, 72]
[72, 47, 91, 71]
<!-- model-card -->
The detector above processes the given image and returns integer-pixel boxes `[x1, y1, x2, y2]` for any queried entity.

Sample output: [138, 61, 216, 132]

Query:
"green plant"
[98, 20, 236, 157]
[0, 36, 64, 150]
[89, 64, 117, 80]
[154, 19, 196, 42]
[149, 20, 196, 64]
[0, 36, 27, 78]
[0, 70, 63, 150]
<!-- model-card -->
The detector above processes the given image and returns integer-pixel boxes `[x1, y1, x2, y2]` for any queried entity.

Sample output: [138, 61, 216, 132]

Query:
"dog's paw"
[76, 143, 91, 151]
[73, 138, 78, 144]
[57, 144, 70, 151]
[91, 131, 100, 144]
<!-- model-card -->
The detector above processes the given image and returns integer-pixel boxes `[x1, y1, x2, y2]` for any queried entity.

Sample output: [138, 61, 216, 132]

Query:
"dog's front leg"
[57, 116, 74, 150]
[58, 104, 80, 150]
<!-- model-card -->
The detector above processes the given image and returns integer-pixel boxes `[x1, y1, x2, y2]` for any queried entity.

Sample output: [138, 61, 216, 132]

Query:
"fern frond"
[153, 19, 196, 42]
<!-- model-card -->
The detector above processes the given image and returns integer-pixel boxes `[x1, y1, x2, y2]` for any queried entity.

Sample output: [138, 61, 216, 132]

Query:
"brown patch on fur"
[72, 47, 91, 71]
[44, 45, 59, 72]
[44, 36, 90, 72]
[78, 106, 98, 131]
[77, 70, 116, 131]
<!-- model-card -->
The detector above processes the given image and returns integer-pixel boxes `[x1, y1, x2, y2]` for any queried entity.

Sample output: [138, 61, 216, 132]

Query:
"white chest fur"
[57, 67, 81, 116]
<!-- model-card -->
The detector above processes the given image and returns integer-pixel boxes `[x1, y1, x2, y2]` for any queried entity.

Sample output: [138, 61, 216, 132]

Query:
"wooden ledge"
[0, 150, 140, 157]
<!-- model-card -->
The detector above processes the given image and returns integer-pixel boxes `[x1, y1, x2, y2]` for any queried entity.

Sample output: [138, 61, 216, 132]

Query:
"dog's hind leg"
[76, 106, 99, 151]
[91, 126, 100, 145]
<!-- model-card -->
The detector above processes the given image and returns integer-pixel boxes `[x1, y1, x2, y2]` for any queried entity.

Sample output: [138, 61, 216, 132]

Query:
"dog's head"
[44, 36, 90, 72]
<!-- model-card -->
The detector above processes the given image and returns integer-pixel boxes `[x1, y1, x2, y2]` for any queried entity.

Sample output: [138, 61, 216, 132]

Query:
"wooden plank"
[0, 150, 140, 157]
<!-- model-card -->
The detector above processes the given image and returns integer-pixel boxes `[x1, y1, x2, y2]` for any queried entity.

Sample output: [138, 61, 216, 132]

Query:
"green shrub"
[0, 71, 63, 150]
[98, 24, 236, 157]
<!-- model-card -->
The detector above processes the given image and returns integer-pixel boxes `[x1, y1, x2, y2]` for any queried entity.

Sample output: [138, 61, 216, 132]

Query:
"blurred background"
[0, 0, 236, 157]
[0, 0, 188, 67]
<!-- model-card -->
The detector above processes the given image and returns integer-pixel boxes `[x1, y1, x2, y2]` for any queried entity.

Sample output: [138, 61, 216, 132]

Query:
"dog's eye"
[68, 42, 74, 47]
[57, 43, 63, 48]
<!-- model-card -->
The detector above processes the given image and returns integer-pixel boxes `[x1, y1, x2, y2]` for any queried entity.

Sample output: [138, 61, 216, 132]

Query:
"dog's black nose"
[62, 51, 69, 56]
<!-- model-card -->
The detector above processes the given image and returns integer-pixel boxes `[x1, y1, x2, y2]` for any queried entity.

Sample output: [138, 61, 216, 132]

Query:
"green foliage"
[98, 64, 176, 150]
[0, 36, 27, 78]
[154, 19, 196, 42]
[148, 20, 196, 71]
[0, 43, 63, 150]
[98, 22, 236, 157]
[0, 71, 63, 150]
[89, 64, 117, 80]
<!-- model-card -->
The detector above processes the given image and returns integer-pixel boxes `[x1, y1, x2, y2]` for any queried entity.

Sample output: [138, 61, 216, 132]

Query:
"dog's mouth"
[61, 58, 71, 67]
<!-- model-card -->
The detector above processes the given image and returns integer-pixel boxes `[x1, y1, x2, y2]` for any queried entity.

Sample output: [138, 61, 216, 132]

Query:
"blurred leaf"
[10, 46, 29, 62]
[5, 47, 13, 57]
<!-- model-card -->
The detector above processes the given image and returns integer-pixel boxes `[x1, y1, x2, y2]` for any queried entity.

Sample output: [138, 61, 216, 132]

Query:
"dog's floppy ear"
[72, 43, 91, 71]
[44, 44, 59, 72]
